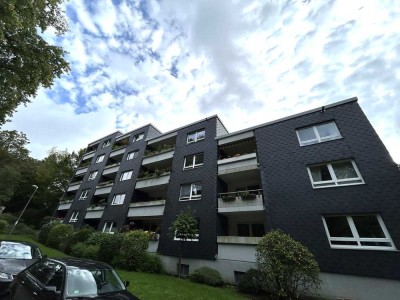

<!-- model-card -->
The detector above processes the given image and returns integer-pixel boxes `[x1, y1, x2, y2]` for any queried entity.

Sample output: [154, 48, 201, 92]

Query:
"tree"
[0, 0, 70, 125]
[256, 229, 321, 299]
[169, 209, 199, 278]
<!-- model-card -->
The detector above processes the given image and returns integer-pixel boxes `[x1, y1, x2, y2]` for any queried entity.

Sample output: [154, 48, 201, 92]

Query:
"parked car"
[9, 257, 139, 299]
[0, 240, 43, 295]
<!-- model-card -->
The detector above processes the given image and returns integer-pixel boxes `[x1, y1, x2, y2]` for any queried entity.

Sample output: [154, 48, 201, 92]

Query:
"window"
[102, 139, 111, 148]
[187, 129, 205, 144]
[112, 194, 125, 205]
[95, 155, 105, 164]
[184, 153, 204, 169]
[307, 160, 364, 188]
[133, 133, 144, 142]
[103, 221, 117, 234]
[179, 183, 202, 200]
[127, 150, 138, 160]
[79, 189, 90, 200]
[120, 171, 133, 181]
[322, 215, 395, 250]
[70, 211, 79, 222]
[237, 223, 265, 237]
[297, 121, 341, 146]
[88, 171, 98, 181]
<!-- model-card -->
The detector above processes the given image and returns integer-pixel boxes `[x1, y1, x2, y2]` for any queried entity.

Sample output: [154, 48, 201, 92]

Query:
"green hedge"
[98, 233, 123, 264]
[70, 242, 99, 260]
[189, 267, 224, 287]
[47, 224, 74, 249]
[237, 268, 262, 294]
[118, 230, 149, 271]
[38, 221, 61, 244]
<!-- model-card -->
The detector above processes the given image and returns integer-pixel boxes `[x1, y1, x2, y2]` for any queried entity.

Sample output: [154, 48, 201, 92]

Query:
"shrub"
[71, 242, 99, 260]
[98, 233, 123, 265]
[13, 222, 37, 237]
[64, 227, 95, 254]
[87, 231, 108, 245]
[256, 229, 321, 299]
[0, 213, 16, 223]
[139, 253, 164, 274]
[119, 230, 149, 271]
[189, 266, 224, 287]
[38, 221, 61, 245]
[237, 268, 262, 294]
[47, 224, 74, 249]
[0, 220, 8, 232]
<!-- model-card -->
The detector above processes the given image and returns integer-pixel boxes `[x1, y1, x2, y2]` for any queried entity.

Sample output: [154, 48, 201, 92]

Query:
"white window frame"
[112, 194, 125, 205]
[120, 171, 133, 181]
[70, 211, 79, 223]
[322, 215, 395, 251]
[102, 139, 111, 148]
[88, 171, 98, 181]
[307, 160, 364, 189]
[179, 183, 202, 201]
[187, 129, 205, 144]
[102, 221, 117, 234]
[95, 155, 105, 164]
[183, 153, 204, 169]
[174, 232, 199, 242]
[133, 133, 144, 142]
[296, 121, 341, 146]
[79, 189, 90, 200]
[127, 151, 138, 160]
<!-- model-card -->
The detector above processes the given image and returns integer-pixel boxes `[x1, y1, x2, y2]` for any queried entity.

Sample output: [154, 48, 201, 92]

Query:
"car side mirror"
[125, 281, 130, 288]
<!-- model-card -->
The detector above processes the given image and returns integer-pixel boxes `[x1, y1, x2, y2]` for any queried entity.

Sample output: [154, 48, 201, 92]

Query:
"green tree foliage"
[237, 268, 263, 295]
[119, 230, 150, 271]
[46, 223, 74, 248]
[38, 220, 61, 244]
[169, 208, 199, 278]
[0, 0, 70, 125]
[256, 229, 321, 299]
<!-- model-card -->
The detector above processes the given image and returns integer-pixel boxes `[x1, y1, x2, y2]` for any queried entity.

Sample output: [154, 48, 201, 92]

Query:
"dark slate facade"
[58, 97, 400, 281]
[254, 99, 400, 280]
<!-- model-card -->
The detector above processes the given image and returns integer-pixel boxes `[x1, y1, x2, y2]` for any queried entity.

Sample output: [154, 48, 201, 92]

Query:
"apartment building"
[56, 97, 400, 299]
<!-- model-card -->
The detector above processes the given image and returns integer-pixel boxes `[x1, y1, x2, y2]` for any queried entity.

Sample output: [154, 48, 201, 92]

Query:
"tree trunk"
[178, 241, 183, 278]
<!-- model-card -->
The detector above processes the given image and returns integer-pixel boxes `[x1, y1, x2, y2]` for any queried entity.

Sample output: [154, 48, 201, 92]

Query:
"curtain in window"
[332, 161, 357, 179]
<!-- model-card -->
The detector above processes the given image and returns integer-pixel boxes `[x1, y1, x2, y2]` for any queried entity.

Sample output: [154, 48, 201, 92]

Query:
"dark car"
[0, 240, 43, 295]
[9, 257, 139, 299]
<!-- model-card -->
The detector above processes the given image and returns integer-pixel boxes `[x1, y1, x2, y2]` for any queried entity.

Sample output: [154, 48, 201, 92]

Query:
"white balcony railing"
[218, 189, 264, 213]
[128, 200, 166, 217]
[217, 152, 258, 175]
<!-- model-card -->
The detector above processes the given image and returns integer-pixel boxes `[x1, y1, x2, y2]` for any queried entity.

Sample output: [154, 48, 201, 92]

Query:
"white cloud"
[4, 0, 400, 163]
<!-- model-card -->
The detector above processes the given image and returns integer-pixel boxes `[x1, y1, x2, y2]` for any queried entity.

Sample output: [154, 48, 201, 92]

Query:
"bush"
[256, 229, 321, 299]
[189, 266, 224, 287]
[70, 242, 99, 260]
[98, 233, 123, 265]
[87, 231, 108, 245]
[0, 213, 17, 223]
[38, 221, 61, 245]
[13, 222, 37, 237]
[64, 227, 95, 254]
[237, 268, 262, 294]
[47, 224, 74, 249]
[119, 230, 149, 271]
[0, 220, 8, 232]
[139, 253, 164, 274]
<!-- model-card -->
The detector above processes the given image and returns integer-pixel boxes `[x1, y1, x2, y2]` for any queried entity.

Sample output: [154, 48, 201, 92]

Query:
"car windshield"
[0, 242, 36, 259]
[66, 266, 125, 297]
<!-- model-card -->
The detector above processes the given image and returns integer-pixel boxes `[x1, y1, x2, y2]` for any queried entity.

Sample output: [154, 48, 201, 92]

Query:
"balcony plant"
[97, 180, 114, 187]
[144, 144, 175, 157]
[221, 195, 236, 202]
[241, 193, 257, 200]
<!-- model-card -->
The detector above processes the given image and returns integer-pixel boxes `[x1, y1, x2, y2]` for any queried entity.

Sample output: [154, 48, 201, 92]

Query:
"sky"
[5, 0, 400, 163]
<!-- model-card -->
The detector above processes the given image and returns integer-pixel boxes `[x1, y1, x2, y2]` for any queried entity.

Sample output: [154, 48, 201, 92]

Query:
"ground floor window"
[322, 214, 395, 250]
[103, 221, 117, 234]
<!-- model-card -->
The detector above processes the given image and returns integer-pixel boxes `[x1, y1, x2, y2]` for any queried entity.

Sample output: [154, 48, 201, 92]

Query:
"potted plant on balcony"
[240, 192, 257, 200]
[221, 195, 236, 202]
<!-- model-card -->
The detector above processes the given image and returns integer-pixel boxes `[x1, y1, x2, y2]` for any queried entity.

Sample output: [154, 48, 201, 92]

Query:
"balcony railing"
[144, 145, 175, 158]
[104, 162, 120, 169]
[97, 180, 114, 187]
[218, 189, 264, 213]
[137, 169, 171, 180]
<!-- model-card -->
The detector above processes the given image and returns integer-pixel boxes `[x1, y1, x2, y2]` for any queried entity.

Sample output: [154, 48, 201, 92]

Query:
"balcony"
[102, 162, 120, 176]
[109, 147, 126, 160]
[75, 166, 88, 176]
[94, 181, 114, 195]
[218, 152, 258, 174]
[127, 200, 166, 217]
[218, 190, 264, 214]
[135, 171, 171, 192]
[82, 150, 96, 161]
[84, 206, 105, 219]
[57, 202, 72, 210]
[217, 236, 262, 262]
[142, 149, 174, 166]
[67, 181, 82, 192]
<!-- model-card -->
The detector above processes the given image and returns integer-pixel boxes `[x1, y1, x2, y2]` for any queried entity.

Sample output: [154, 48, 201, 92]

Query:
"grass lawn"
[1, 234, 248, 300]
